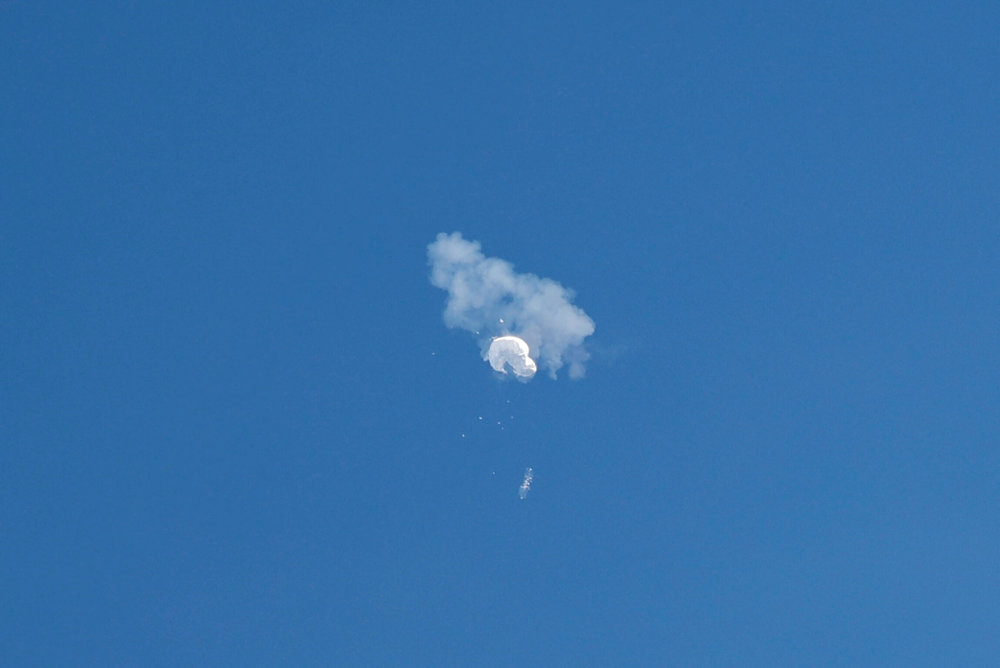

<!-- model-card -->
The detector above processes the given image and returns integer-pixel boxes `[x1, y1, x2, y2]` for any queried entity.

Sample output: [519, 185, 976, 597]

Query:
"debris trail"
[518, 467, 534, 500]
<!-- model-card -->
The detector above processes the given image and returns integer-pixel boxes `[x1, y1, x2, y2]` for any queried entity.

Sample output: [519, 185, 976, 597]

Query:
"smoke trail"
[427, 232, 595, 379]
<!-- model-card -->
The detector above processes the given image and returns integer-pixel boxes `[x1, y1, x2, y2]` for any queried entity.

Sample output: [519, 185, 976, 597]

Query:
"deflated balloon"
[488, 336, 537, 378]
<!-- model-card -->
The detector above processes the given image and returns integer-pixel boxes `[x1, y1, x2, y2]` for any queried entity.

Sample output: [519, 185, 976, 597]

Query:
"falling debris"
[518, 467, 534, 500]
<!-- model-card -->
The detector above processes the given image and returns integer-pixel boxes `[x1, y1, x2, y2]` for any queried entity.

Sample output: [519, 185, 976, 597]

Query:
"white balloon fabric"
[488, 336, 537, 378]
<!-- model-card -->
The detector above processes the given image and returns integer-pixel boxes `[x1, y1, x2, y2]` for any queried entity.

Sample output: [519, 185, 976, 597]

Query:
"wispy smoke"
[427, 232, 595, 379]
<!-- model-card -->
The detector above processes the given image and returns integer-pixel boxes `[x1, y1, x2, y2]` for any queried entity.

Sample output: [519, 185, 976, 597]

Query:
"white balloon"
[488, 336, 537, 378]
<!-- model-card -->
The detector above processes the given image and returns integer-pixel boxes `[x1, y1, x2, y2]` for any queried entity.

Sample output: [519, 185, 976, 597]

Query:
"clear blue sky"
[3, 2, 998, 665]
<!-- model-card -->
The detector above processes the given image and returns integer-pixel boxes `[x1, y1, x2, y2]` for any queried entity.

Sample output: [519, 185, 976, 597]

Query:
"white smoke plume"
[427, 232, 595, 379]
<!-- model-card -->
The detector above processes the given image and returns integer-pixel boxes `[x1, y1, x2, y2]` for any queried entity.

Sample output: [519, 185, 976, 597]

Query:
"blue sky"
[3, 2, 999, 664]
